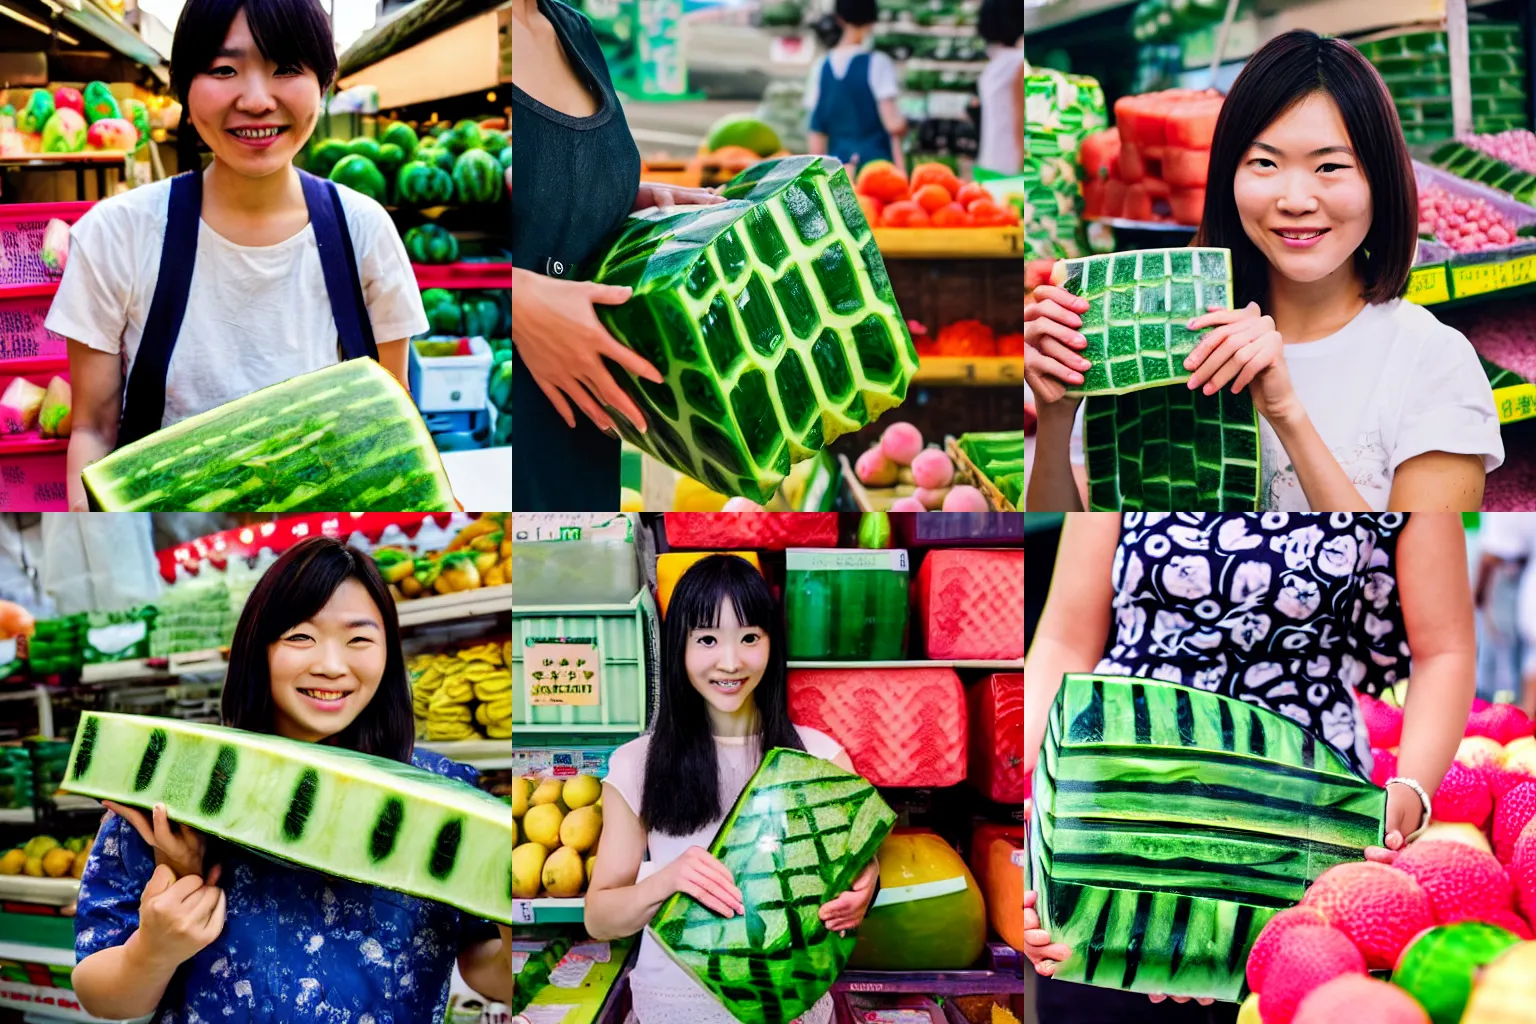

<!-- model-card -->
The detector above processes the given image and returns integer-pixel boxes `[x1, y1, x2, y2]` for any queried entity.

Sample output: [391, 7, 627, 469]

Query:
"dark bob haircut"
[222, 536, 414, 764]
[979, 0, 1022, 47]
[170, 0, 338, 172]
[1194, 30, 1417, 308]
[640, 555, 805, 837]
[835, 0, 879, 28]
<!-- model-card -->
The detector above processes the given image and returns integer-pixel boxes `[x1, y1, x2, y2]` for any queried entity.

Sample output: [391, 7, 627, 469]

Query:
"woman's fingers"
[1201, 334, 1259, 394]
[206, 864, 222, 888]
[200, 887, 227, 936]
[1031, 284, 1088, 313]
[683, 876, 744, 917]
[531, 376, 578, 429]
[587, 284, 634, 307]
[1025, 298, 1084, 330]
[1228, 338, 1278, 394]
[1186, 325, 1256, 390]
[570, 380, 623, 434]
[588, 372, 647, 433]
[1026, 348, 1084, 394]
[1149, 993, 1167, 1004]
[103, 801, 154, 848]
[1029, 316, 1089, 354]
[598, 337, 665, 385]
[1187, 301, 1260, 332]
[1039, 335, 1090, 375]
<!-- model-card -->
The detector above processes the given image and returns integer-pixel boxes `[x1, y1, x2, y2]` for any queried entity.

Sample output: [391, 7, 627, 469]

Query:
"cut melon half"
[81, 359, 455, 511]
[61, 711, 512, 923]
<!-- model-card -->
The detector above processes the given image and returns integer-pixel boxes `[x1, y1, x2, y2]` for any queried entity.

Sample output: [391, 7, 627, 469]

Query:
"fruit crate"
[0, 294, 68, 368]
[0, 201, 95, 298]
[511, 589, 658, 734]
[0, 362, 69, 511]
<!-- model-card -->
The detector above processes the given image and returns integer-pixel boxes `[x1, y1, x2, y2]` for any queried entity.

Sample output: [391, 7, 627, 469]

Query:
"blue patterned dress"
[1093, 513, 1412, 777]
[74, 749, 499, 1023]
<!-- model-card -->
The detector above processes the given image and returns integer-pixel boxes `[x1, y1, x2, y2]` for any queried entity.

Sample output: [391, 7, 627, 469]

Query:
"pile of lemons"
[512, 774, 603, 899]
[0, 835, 91, 879]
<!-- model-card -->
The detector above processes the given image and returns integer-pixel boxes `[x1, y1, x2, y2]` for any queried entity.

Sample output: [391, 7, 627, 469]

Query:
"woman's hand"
[102, 801, 209, 881]
[1365, 782, 1429, 864]
[633, 183, 727, 212]
[1024, 279, 1091, 415]
[1023, 889, 1073, 977]
[510, 270, 665, 434]
[818, 858, 880, 936]
[1183, 302, 1301, 425]
[134, 863, 225, 969]
[655, 845, 746, 919]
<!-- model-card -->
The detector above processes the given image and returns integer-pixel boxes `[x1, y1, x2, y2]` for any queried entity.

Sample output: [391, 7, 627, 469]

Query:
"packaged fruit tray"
[1415, 161, 1536, 258]
[1428, 141, 1536, 205]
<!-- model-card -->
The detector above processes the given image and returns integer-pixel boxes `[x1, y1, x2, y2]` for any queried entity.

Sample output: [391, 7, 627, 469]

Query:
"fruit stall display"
[1024, 63, 1107, 261]
[511, 512, 1026, 1021]
[0, 83, 151, 157]
[1080, 88, 1223, 227]
[1355, 23, 1527, 144]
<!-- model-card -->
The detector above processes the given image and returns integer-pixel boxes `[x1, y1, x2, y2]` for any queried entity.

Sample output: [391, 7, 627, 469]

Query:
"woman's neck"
[840, 25, 871, 46]
[203, 158, 303, 218]
[708, 702, 760, 738]
[1264, 258, 1369, 343]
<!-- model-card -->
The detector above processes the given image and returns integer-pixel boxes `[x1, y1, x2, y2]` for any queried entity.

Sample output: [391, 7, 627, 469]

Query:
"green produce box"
[784, 548, 909, 661]
[511, 590, 657, 734]
[0, 745, 34, 809]
[0, 637, 21, 679]
[83, 606, 157, 664]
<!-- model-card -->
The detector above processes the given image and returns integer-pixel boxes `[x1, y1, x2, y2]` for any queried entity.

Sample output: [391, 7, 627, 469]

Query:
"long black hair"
[640, 555, 806, 836]
[221, 536, 414, 763]
[170, 0, 338, 173]
[1193, 30, 1417, 308]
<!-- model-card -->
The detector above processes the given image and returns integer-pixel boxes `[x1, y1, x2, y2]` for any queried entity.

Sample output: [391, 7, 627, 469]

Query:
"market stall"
[0, 512, 511, 1024]
[1023, 0, 1536, 510]
[510, 511, 1025, 1024]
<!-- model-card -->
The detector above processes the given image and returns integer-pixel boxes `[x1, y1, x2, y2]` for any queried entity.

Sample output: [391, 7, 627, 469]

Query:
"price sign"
[1493, 383, 1536, 424]
[1451, 255, 1536, 299]
[524, 639, 601, 706]
[513, 899, 535, 924]
[1405, 265, 1449, 305]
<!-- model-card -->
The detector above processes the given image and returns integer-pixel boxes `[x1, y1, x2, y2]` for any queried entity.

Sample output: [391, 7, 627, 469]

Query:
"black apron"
[511, 0, 642, 511]
[116, 168, 380, 448]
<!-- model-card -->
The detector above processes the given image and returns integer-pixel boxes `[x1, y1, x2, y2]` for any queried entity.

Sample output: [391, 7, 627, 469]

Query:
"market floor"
[1035, 976, 1241, 1024]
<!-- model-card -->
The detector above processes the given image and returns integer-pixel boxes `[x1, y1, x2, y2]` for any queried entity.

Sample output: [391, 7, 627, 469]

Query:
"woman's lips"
[1273, 227, 1330, 249]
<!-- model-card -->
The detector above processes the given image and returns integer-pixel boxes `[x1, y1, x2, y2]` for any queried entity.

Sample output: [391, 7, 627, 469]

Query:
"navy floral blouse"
[1093, 513, 1412, 777]
[74, 749, 499, 1023]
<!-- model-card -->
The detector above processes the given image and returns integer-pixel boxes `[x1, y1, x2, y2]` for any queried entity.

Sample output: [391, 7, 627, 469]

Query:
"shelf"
[875, 227, 1022, 258]
[787, 660, 1024, 670]
[410, 262, 512, 291]
[395, 583, 512, 627]
[0, 152, 131, 165]
[0, 877, 79, 908]
[0, 281, 60, 301]
[512, 896, 586, 923]
[833, 944, 1025, 995]
[1086, 217, 1197, 233]
[913, 356, 1023, 387]
[415, 738, 512, 769]
[0, 980, 109, 1023]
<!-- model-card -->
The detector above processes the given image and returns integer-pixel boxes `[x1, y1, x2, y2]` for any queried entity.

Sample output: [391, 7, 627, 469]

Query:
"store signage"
[1450, 255, 1536, 300]
[785, 549, 909, 572]
[524, 640, 601, 706]
[1404, 265, 1449, 306]
[1493, 383, 1536, 425]
[512, 900, 535, 924]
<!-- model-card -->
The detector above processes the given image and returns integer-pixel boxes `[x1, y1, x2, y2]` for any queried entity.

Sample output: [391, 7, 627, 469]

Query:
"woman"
[70, 536, 511, 1020]
[47, 0, 429, 511]
[1022, 513, 1476, 1014]
[975, 0, 1023, 176]
[583, 555, 880, 1024]
[511, 0, 724, 511]
[1024, 31, 1503, 512]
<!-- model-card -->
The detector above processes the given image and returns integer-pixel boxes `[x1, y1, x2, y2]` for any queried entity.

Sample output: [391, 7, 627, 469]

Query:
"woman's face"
[269, 578, 387, 742]
[186, 8, 323, 178]
[1232, 91, 1373, 285]
[685, 598, 770, 717]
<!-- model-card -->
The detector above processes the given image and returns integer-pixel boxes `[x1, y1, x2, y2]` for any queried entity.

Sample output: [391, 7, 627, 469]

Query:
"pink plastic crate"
[664, 512, 840, 550]
[0, 361, 70, 511]
[0, 202, 94, 295]
[0, 295, 68, 365]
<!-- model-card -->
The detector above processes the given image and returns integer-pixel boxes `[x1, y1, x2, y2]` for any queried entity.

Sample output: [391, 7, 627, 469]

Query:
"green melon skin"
[81, 359, 455, 512]
[1029, 674, 1385, 1002]
[589, 155, 917, 503]
[1391, 921, 1521, 1024]
[1083, 385, 1260, 511]
[1062, 248, 1233, 397]
[649, 747, 895, 1024]
[61, 711, 513, 924]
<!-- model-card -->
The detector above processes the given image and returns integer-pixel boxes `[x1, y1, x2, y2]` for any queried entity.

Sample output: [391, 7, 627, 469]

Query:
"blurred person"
[1474, 512, 1536, 716]
[804, 0, 907, 175]
[976, 0, 1023, 176]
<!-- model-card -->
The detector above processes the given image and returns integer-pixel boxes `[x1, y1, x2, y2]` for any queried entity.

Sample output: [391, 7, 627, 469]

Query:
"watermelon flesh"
[590, 155, 918, 503]
[38, 376, 72, 439]
[1029, 674, 1386, 1001]
[61, 711, 514, 923]
[913, 549, 1025, 660]
[0, 377, 45, 434]
[847, 829, 987, 971]
[649, 747, 895, 1024]
[81, 359, 455, 511]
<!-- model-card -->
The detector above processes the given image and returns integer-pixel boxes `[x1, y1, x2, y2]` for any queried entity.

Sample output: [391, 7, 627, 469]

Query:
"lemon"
[512, 843, 547, 899]
[523, 803, 564, 849]
[559, 806, 602, 853]
[542, 846, 585, 898]
[562, 775, 601, 810]
[511, 778, 532, 819]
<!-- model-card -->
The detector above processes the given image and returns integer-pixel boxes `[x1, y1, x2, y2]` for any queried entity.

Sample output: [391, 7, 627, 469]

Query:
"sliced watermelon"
[1163, 147, 1210, 188]
[1167, 97, 1223, 150]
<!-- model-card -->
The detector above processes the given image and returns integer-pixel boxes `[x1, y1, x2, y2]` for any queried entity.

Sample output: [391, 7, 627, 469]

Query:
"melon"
[1258, 925, 1367, 1024]
[847, 828, 987, 970]
[589, 155, 916, 503]
[1454, 939, 1536, 1023]
[973, 825, 1024, 952]
[60, 711, 513, 923]
[41, 109, 87, 153]
[81, 359, 455, 511]
[38, 377, 71, 439]
[648, 747, 895, 1024]
[1392, 922, 1521, 1024]
[86, 117, 137, 151]
[1294, 974, 1428, 1024]
[0, 378, 45, 434]
[1391, 840, 1515, 926]
[1246, 905, 1331, 994]
[705, 114, 782, 158]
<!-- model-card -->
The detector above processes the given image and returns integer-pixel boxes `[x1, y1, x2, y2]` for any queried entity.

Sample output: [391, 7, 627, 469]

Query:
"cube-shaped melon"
[589, 156, 917, 504]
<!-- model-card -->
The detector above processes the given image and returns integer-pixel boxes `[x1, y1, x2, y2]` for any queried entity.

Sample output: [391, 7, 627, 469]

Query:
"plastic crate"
[0, 295, 68, 366]
[895, 512, 1025, 547]
[512, 590, 658, 734]
[0, 202, 95, 295]
[408, 336, 492, 412]
[0, 363, 69, 511]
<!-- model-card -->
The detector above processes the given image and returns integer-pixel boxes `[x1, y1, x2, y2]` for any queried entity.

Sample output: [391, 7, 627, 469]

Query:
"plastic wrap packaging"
[510, 513, 640, 607]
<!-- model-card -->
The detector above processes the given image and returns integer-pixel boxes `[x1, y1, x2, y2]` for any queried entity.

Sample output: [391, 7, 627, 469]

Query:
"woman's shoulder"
[1364, 297, 1471, 348]
[609, 733, 653, 772]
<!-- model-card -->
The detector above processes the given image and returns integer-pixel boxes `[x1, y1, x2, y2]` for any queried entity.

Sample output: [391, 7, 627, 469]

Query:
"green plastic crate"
[512, 590, 658, 734]
[784, 548, 909, 660]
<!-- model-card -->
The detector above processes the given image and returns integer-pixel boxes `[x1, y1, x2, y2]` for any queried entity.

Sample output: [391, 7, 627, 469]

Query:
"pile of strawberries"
[854, 161, 1022, 228]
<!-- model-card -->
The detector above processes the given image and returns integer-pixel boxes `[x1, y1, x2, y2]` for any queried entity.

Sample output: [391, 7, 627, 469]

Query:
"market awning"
[51, 0, 168, 72]
[337, 5, 505, 109]
[337, 0, 507, 79]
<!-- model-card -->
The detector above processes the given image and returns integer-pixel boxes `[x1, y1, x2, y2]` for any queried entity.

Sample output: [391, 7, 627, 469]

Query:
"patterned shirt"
[1094, 513, 1412, 777]
[74, 749, 499, 1024]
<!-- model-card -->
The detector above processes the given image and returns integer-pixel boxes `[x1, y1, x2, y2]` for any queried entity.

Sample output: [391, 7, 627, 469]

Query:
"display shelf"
[787, 660, 1025, 670]
[912, 356, 1023, 386]
[410, 262, 512, 291]
[512, 896, 586, 923]
[395, 583, 512, 627]
[0, 877, 79, 908]
[415, 738, 512, 769]
[0, 281, 60, 301]
[0, 153, 132, 165]
[1086, 216, 1197, 233]
[833, 943, 1025, 996]
[875, 227, 1023, 258]
[1493, 382, 1536, 425]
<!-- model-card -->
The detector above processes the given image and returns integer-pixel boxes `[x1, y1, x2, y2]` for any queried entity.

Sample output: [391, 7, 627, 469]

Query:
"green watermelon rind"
[1390, 921, 1522, 1024]
[81, 359, 456, 512]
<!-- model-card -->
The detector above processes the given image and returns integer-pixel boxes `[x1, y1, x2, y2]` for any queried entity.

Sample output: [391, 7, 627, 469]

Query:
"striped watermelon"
[453, 149, 504, 204]
[1028, 674, 1385, 1002]
[649, 748, 895, 1024]
[81, 359, 455, 511]
[61, 711, 513, 923]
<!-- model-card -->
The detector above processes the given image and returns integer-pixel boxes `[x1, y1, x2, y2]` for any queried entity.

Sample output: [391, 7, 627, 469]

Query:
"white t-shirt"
[604, 725, 845, 1024]
[1069, 298, 1504, 511]
[803, 45, 901, 112]
[44, 175, 428, 431]
[977, 44, 1024, 175]
[1476, 512, 1536, 648]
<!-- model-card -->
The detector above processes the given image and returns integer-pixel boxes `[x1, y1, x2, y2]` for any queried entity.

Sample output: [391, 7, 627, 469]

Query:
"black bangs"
[222, 536, 414, 764]
[667, 554, 779, 639]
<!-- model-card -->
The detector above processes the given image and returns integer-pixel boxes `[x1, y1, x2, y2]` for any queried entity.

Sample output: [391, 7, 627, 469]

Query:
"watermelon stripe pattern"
[62, 712, 513, 924]
[81, 360, 455, 511]
[1084, 386, 1260, 511]
[649, 748, 895, 1024]
[590, 156, 917, 503]
[1028, 675, 1384, 1001]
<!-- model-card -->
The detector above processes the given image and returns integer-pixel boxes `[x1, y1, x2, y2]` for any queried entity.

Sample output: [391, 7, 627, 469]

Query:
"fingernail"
[1073, 333, 1086, 345]
[1187, 319, 1197, 329]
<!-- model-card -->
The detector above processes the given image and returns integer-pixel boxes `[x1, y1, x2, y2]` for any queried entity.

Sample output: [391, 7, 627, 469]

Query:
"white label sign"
[512, 899, 534, 924]
[785, 548, 908, 572]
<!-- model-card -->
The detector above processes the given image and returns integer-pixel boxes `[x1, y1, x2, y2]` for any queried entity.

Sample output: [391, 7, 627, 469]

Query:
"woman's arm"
[73, 931, 183, 1018]
[1026, 406, 1084, 511]
[583, 781, 674, 941]
[807, 131, 828, 155]
[377, 339, 409, 394]
[1023, 513, 1119, 775]
[457, 925, 512, 1004]
[65, 339, 122, 511]
[1386, 452, 1487, 511]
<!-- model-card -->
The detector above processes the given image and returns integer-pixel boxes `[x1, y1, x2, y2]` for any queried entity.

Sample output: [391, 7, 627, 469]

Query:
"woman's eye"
[276, 64, 303, 76]
[742, 632, 761, 643]
[695, 635, 715, 646]
[285, 633, 312, 642]
[1317, 163, 1349, 173]
[1249, 158, 1276, 169]
[350, 637, 373, 644]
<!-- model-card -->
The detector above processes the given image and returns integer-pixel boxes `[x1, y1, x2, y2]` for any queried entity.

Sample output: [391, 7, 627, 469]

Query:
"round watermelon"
[453, 149, 504, 205]
[498, 146, 512, 171]
[397, 161, 454, 207]
[403, 223, 460, 265]
[380, 121, 418, 161]
[443, 121, 483, 156]
[481, 131, 508, 157]
[329, 154, 387, 203]
[347, 137, 382, 164]
[375, 142, 406, 177]
[847, 829, 988, 971]
[308, 139, 349, 178]
[422, 288, 462, 334]
[426, 147, 458, 174]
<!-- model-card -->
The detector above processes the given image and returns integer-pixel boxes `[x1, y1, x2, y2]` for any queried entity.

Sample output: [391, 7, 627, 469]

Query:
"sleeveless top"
[1093, 513, 1412, 777]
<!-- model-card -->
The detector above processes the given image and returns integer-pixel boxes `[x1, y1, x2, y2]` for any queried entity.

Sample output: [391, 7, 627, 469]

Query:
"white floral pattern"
[1094, 513, 1411, 777]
